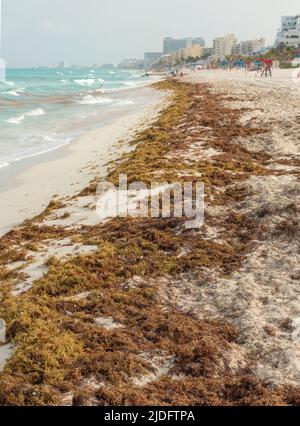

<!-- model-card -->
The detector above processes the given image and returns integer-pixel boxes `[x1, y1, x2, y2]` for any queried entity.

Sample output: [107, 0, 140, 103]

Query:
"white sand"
[0, 344, 15, 372]
[94, 317, 125, 331]
[157, 68, 300, 386]
[185, 67, 300, 89]
[132, 351, 175, 387]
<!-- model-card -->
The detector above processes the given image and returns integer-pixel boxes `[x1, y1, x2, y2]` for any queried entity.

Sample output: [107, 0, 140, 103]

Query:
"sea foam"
[6, 108, 45, 124]
[6, 114, 25, 124]
[26, 108, 46, 117]
[74, 79, 96, 86]
[78, 95, 114, 105]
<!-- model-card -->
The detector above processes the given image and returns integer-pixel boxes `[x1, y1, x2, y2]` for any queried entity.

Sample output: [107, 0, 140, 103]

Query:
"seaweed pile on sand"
[0, 80, 299, 406]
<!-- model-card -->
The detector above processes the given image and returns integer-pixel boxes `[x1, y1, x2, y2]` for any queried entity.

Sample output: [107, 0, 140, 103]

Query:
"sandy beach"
[0, 70, 299, 406]
[180, 68, 300, 386]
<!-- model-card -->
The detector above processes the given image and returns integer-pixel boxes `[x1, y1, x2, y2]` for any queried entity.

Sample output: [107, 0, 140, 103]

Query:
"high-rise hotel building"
[213, 34, 237, 58]
[276, 15, 300, 48]
[163, 37, 205, 54]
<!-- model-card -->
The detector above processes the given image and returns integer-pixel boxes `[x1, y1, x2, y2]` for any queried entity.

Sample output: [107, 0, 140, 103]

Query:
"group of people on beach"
[244, 59, 273, 77]
[209, 58, 274, 77]
[170, 69, 184, 78]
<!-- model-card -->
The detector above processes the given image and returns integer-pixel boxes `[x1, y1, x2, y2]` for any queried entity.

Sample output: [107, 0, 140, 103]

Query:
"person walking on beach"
[261, 60, 272, 78]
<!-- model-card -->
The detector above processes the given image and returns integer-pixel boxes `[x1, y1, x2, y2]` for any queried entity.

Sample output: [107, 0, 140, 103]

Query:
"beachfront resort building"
[172, 45, 203, 64]
[213, 34, 237, 58]
[144, 52, 163, 68]
[160, 45, 204, 67]
[276, 15, 300, 48]
[202, 47, 214, 59]
[191, 37, 206, 47]
[232, 38, 266, 56]
[163, 37, 192, 54]
[163, 37, 205, 54]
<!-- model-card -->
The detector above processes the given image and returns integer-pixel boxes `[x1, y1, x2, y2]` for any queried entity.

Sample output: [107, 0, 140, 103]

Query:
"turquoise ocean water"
[0, 68, 149, 170]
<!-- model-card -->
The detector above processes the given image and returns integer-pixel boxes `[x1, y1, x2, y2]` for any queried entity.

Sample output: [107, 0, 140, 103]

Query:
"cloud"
[43, 19, 70, 33]
[4, 0, 300, 67]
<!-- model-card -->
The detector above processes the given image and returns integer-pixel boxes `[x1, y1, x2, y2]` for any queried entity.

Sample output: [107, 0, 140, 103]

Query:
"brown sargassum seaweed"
[0, 80, 299, 406]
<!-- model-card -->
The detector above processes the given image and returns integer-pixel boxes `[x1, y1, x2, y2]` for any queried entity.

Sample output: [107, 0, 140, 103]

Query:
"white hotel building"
[213, 34, 237, 58]
[232, 38, 266, 56]
[276, 15, 300, 48]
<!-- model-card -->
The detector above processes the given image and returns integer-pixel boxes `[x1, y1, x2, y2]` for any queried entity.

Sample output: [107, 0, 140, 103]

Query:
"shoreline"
[0, 76, 164, 190]
[0, 84, 167, 236]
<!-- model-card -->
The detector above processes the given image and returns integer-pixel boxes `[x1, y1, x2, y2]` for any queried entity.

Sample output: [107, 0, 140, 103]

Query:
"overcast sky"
[2, 0, 300, 67]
